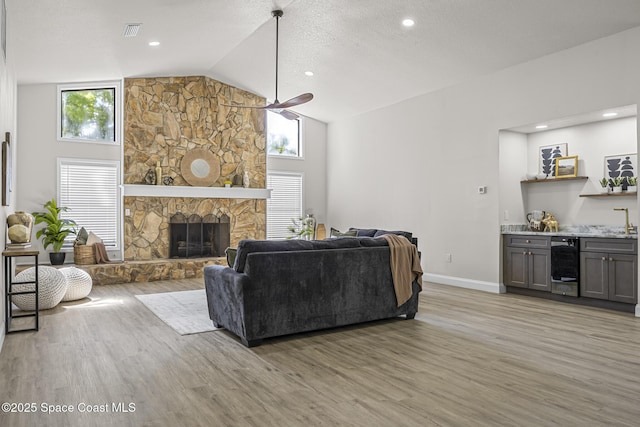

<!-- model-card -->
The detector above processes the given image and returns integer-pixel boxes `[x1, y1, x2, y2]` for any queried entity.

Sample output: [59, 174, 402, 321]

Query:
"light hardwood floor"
[1, 280, 640, 427]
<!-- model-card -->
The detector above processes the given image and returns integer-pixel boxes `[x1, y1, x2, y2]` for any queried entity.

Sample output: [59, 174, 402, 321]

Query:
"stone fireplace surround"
[102, 75, 270, 284]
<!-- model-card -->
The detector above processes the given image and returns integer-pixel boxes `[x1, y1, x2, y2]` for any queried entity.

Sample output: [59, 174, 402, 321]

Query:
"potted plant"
[626, 176, 637, 193]
[611, 177, 623, 193]
[287, 216, 316, 240]
[599, 177, 610, 194]
[32, 198, 77, 265]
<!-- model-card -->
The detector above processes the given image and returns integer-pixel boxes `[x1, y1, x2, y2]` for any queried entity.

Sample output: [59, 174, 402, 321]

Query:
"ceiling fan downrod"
[272, 9, 283, 104]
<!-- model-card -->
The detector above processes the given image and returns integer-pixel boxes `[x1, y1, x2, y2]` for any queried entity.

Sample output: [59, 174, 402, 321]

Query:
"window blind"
[58, 159, 120, 249]
[267, 172, 303, 239]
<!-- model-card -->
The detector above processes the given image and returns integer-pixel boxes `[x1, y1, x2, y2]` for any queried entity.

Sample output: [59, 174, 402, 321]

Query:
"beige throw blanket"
[379, 234, 423, 306]
[93, 242, 113, 264]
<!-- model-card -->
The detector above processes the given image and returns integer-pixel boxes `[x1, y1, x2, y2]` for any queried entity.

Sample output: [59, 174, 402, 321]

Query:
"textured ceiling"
[8, 0, 640, 123]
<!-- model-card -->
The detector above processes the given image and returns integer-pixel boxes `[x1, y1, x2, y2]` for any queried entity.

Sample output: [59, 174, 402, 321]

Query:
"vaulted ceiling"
[8, 0, 640, 123]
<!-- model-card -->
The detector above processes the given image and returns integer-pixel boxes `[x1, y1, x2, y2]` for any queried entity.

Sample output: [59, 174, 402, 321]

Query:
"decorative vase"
[155, 161, 162, 185]
[49, 252, 66, 265]
[243, 171, 250, 188]
[7, 211, 34, 244]
[304, 214, 316, 240]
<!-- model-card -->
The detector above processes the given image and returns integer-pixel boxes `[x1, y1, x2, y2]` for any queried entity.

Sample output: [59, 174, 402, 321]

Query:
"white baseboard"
[424, 273, 505, 294]
[635, 304, 640, 318]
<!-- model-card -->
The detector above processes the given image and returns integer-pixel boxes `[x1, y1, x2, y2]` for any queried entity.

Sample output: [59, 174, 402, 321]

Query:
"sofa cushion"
[373, 229, 413, 242]
[357, 237, 390, 247]
[225, 247, 237, 267]
[233, 238, 363, 273]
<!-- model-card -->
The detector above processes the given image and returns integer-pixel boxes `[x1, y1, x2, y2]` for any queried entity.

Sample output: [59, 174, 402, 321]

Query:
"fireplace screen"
[169, 213, 230, 258]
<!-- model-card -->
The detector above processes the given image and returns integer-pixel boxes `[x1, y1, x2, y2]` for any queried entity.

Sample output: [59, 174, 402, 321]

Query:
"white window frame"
[57, 158, 122, 251]
[57, 80, 122, 145]
[266, 112, 305, 160]
[266, 171, 305, 240]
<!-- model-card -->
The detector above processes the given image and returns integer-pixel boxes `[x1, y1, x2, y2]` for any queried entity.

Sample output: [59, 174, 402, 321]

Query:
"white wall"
[523, 117, 637, 226]
[327, 26, 640, 293]
[268, 115, 328, 225]
[16, 84, 121, 260]
[498, 130, 527, 226]
[0, 57, 18, 351]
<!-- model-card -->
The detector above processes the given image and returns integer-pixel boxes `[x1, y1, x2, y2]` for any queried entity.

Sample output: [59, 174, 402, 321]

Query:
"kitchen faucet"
[613, 208, 635, 235]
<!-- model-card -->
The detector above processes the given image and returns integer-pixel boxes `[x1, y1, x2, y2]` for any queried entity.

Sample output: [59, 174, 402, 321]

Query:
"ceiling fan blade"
[278, 109, 300, 120]
[273, 93, 314, 109]
[221, 103, 266, 110]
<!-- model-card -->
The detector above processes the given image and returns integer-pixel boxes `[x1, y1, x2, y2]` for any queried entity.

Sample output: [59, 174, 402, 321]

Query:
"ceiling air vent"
[123, 23, 142, 38]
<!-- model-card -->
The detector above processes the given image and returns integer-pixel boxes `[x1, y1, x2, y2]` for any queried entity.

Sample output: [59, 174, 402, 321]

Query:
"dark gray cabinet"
[504, 235, 551, 291]
[580, 238, 637, 304]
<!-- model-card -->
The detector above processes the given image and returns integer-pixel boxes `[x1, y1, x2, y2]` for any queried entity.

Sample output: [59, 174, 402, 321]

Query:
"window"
[267, 172, 303, 239]
[57, 81, 121, 144]
[267, 111, 301, 157]
[58, 158, 121, 250]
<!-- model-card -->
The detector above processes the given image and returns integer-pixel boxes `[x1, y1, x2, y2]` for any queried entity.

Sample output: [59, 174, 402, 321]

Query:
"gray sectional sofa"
[204, 235, 421, 347]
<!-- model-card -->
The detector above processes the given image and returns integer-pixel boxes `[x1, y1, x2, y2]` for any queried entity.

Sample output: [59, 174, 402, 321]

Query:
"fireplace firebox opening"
[169, 213, 230, 258]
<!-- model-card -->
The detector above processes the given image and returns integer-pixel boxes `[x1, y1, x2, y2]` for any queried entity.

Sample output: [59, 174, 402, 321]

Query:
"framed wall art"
[539, 143, 567, 176]
[555, 155, 578, 178]
[2, 131, 10, 206]
[604, 153, 637, 182]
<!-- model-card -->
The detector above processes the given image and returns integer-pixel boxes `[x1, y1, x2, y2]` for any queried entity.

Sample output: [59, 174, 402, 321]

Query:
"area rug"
[135, 289, 221, 335]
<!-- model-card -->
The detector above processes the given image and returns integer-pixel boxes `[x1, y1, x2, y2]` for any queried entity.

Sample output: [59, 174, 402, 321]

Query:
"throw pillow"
[350, 228, 378, 237]
[75, 227, 89, 245]
[86, 231, 103, 246]
[329, 227, 357, 238]
[225, 247, 237, 268]
[373, 229, 413, 242]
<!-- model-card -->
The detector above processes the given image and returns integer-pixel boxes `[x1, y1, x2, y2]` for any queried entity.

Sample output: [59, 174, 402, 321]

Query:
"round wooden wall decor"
[180, 148, 221, 187]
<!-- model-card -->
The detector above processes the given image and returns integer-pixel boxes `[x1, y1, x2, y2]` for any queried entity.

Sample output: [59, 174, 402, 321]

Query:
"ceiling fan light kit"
[223, 9, 313, 120]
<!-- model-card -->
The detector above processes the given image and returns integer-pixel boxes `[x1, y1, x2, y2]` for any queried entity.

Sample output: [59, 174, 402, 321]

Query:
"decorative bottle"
[155, 161, 162, 185]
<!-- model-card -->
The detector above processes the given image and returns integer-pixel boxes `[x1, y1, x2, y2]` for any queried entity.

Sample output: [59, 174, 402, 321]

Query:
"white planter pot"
[612, 186, 623, 193]
[600, 186, 610, 194]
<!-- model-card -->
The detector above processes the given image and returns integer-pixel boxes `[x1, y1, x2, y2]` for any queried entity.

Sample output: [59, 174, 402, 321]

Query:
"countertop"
[501, 225, 638, 239]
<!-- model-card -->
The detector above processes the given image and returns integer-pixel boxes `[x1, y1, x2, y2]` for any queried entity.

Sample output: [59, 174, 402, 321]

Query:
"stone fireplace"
[123, 76, 268, 262]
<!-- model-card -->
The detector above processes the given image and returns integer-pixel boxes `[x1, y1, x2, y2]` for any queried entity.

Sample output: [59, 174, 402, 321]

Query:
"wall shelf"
[579, 192, 637, 198]
[521, 176, 589, 184]
[122, 184, 272, 199]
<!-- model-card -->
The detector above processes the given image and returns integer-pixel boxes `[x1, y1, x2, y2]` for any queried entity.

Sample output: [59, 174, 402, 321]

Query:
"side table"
[3, 248, 40, 333]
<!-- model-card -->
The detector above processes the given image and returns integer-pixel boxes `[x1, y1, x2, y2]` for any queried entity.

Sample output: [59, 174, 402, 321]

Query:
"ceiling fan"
[224, 9, 313, 120]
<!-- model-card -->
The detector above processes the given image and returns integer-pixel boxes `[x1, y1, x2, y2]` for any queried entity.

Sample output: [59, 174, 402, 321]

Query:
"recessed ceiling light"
[402, 18, 415, 27]
[535, 125, 548, 129]
[304, 71, 314, 77]
[148, 41, 160, 47]
[603, 112, 618, 117]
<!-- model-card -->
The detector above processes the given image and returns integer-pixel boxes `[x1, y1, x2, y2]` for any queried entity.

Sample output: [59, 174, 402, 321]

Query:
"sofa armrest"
[204, 265, 251, 333]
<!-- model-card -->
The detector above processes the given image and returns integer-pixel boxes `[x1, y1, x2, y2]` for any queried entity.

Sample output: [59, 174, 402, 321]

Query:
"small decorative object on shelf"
[144, 169, 156, 185]
[155, 161, 162, 185]
[233, 173, 243, 187]
[625, 176, 637, 192]
[611, 177, 623, 193]
[599, 177, 610, 194]
[555, 155, 578, 178]
[224, 180, 232, 188]
[243, 171, 250, 188]
[162, 176, 174, 186]
[7, 211, 34, 247]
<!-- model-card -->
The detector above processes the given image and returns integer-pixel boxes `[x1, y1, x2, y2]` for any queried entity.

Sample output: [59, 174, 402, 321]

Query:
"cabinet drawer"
[580, 238, 637, 254]
[504, 235, 550, 248]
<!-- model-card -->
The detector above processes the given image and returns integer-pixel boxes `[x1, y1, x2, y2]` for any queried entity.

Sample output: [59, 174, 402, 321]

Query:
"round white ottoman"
[59, 267, 93, 301]
[13, 266, 68, 311]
